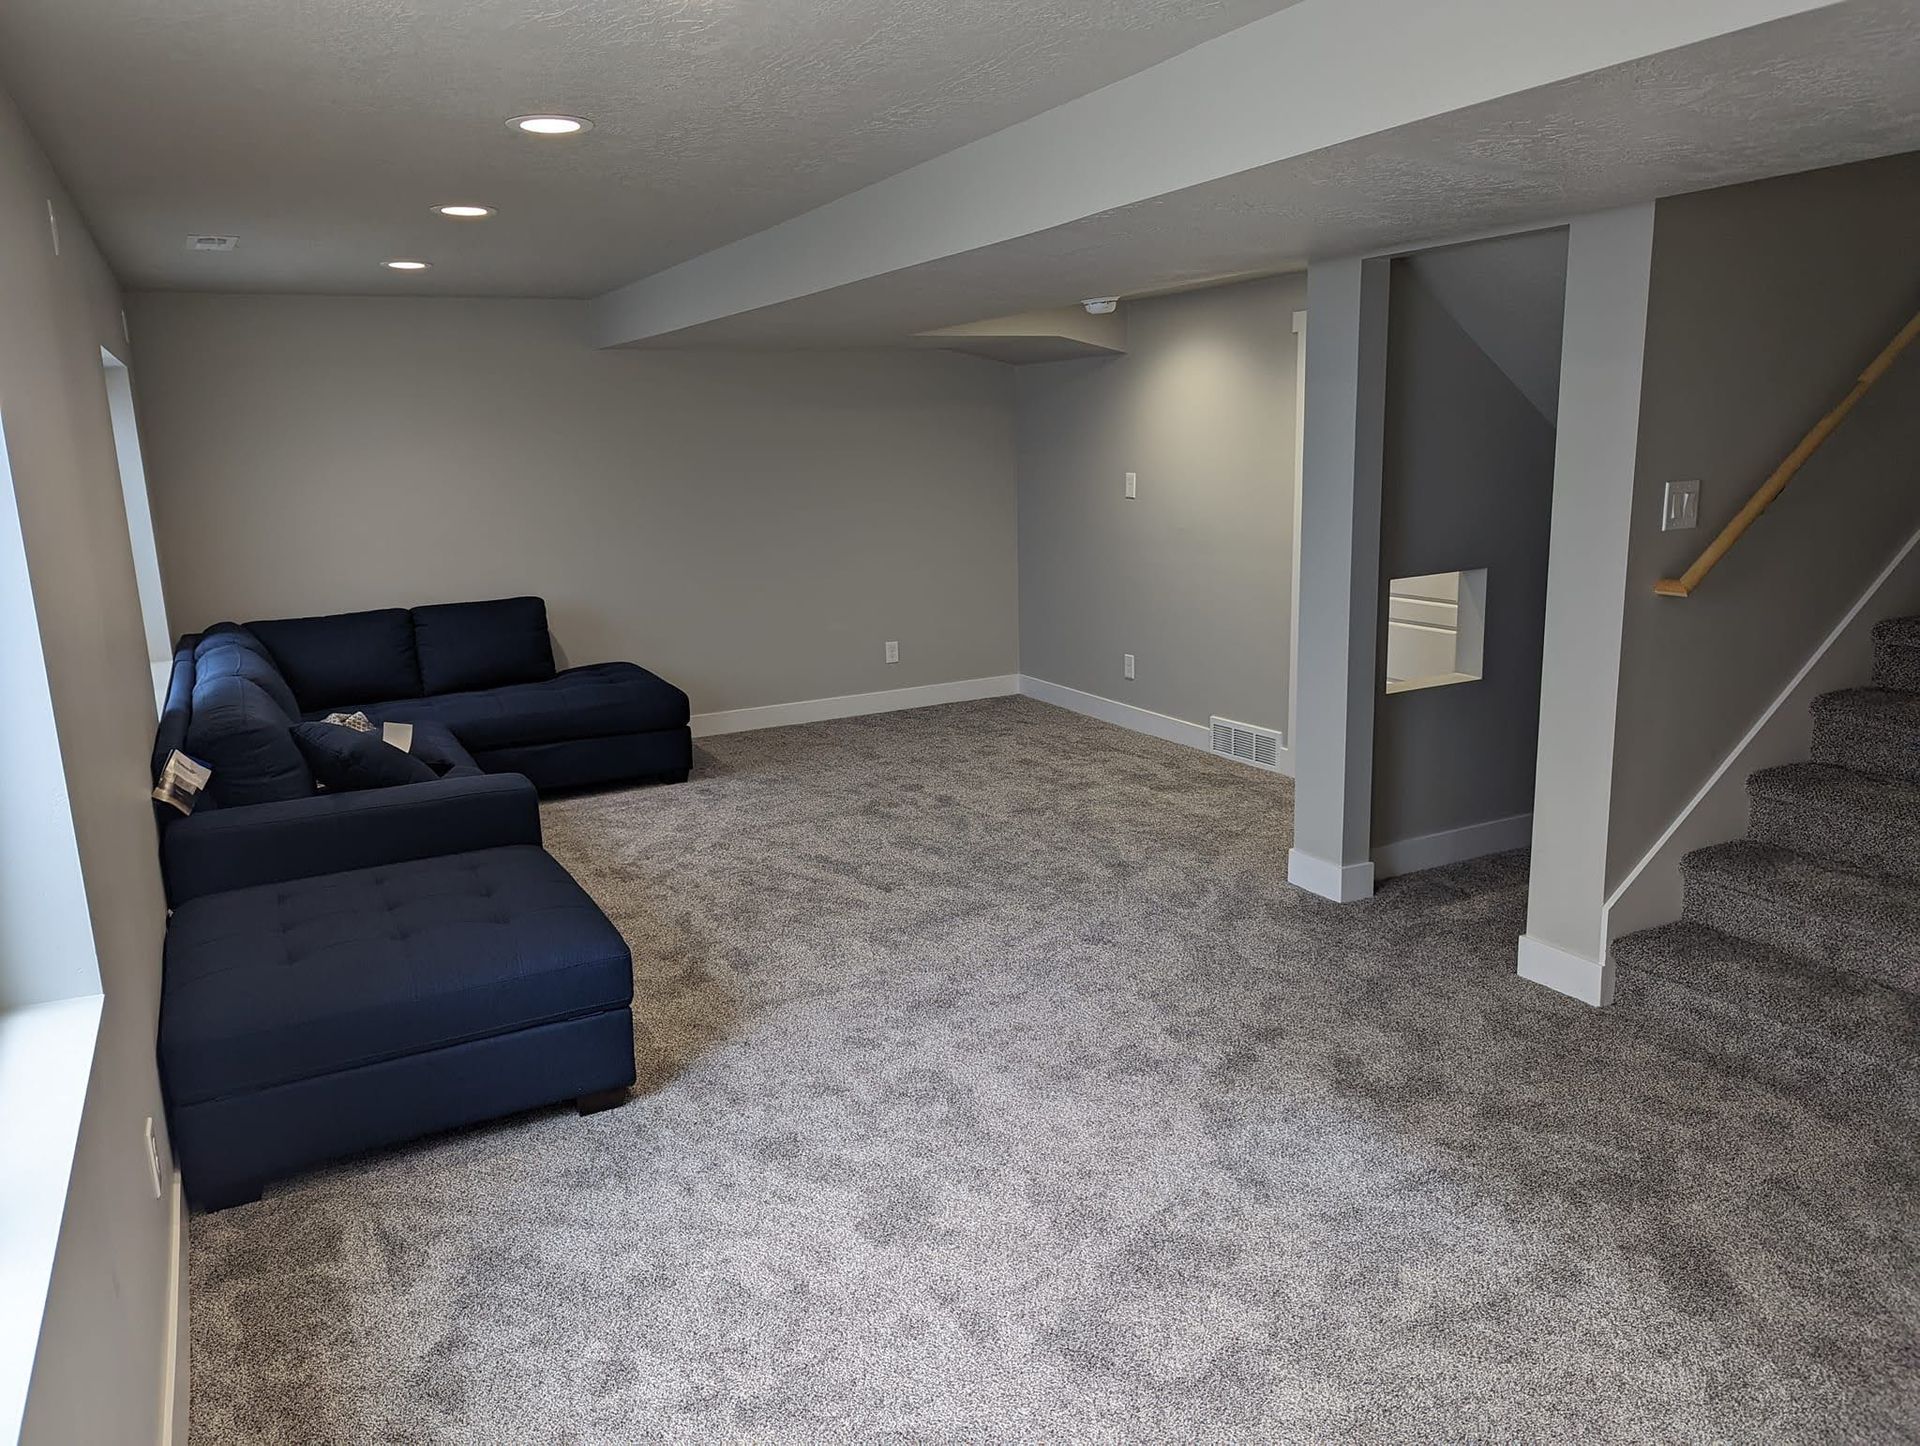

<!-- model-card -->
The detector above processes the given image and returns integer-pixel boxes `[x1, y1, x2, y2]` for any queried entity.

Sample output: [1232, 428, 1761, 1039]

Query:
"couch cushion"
[247, 607, 423, 711]
[193, 629, 300, 720]
[290, 721, 438, 791]
[412, 596, 556, 696]
[159, 846, 632, 1106]
[339, 662, 690, 752]
[185, 674, 314, 807]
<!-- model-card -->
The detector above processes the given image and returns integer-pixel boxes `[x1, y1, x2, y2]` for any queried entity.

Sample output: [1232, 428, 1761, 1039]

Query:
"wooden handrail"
[1655, 306, 1920, 597]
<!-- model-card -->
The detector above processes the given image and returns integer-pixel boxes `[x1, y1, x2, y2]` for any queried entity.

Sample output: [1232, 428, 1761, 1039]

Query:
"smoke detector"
[1081, 297, 1119, 315]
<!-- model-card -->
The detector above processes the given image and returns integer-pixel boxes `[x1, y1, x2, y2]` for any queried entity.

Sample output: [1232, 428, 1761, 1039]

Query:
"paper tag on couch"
[153, 749, 212, 816]
[381, 721, 415, 753]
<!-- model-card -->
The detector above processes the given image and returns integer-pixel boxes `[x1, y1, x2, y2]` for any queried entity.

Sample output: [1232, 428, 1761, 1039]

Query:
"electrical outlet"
[1123, 653, 1136, 680]
[143, 1116, 164, 1199]
[885, 640, 899, 664]
[1662, 479, 1700, 532]
[1124, 471, 1138, 500]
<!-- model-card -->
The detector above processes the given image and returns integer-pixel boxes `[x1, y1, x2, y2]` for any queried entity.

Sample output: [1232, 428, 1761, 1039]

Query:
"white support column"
[1288, 255, 1391, 902]
[1517, 203, 1658, 1005]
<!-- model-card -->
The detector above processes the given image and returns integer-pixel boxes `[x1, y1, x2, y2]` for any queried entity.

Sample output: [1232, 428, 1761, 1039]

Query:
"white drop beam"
[594, 0, 1834, 347]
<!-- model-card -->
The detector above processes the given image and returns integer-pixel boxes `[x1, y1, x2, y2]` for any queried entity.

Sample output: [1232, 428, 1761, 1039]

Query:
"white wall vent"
[1210, 716, 1283, 771]
[187, 234, 238, 252]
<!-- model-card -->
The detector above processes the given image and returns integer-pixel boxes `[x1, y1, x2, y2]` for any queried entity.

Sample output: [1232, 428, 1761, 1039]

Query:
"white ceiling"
[0, 0, 1296, 296]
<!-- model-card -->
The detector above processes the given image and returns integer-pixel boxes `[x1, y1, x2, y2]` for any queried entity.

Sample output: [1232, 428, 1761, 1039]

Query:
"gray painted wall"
[1, 82, 179, 1444]
[1014, 273, 1305, 735]
[1408, 230, 1567, 422]
[125, 294, 1020, 716]
[1605, 151, 1920, 885]
[1371, 250, 1561, 852]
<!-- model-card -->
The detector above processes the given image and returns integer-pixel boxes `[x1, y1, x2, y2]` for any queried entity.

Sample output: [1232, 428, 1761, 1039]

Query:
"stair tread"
[1684, 838, 1920, 936]
[1613, 921, 1920, 1077]
[1749, 760, 1920, 824]
[1811, 685, 1920, 728]
[1870, 615, 1920, 649]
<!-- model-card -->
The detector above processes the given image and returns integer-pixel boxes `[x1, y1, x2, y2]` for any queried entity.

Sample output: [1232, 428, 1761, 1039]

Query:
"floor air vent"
[1210, 717, 1283, 772]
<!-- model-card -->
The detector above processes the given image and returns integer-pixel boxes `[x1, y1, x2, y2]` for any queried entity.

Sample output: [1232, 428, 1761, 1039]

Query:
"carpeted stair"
[1615, 615, 1920, 1070]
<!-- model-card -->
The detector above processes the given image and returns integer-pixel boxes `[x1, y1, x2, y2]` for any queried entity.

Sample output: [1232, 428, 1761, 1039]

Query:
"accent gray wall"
[1605, 151, 1920, 885]
[1, 81, 179, 1445]
[1014, 273, 1305, 736]
[1371, 248, 1561, 854]
[124, 293, 1020, 716]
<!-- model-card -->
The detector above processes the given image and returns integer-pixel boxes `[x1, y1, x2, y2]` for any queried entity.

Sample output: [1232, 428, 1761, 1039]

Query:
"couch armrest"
[162, 773, 541, 907]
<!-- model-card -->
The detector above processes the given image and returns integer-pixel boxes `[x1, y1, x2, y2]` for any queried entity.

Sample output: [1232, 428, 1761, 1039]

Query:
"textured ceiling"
[628, 0, 1920, 348]
[0, 0, 1296, 296]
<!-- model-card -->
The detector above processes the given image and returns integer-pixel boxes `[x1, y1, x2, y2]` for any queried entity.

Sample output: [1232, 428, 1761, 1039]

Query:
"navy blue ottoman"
[159, 845, 636, 1209]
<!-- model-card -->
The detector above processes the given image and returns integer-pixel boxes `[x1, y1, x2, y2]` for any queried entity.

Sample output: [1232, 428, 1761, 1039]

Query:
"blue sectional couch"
[184, 595, 690, 800]
[153, 597, 677, 1209]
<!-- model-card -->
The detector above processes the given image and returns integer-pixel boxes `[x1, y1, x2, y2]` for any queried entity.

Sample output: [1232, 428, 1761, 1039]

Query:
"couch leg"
[576, 1087, 629, 1115]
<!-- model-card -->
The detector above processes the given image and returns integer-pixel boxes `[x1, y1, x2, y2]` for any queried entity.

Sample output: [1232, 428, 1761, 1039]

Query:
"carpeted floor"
[186, 697, 1919, 1444]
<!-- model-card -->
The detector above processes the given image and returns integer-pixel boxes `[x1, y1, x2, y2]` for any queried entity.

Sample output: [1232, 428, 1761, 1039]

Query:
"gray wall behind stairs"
[125, 293, 1020, 716]
[1371, 248, 1561, 853]
[1605, 150, 1920, 886]
[1015, 273, 1306, 739]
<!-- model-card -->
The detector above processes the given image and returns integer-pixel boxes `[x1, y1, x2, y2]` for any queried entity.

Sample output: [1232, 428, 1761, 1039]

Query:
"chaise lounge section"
[159, 791, 637, 1210]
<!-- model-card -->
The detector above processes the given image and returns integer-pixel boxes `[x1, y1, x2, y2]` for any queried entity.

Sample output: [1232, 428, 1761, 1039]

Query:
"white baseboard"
[1018, 675, 1294, 776]
[686, 672, 1302, 788]
[690, 675, 1019, 737]
[1287, 847, 1375, 902]
[1517, 932, 1614, 1007]
[160, 1168, 188, 1446]
[1372, 811, 1533, 880]
[1602, 519, 1920, 944]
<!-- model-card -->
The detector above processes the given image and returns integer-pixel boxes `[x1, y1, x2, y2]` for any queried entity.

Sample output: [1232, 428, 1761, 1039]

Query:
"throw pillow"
[290, 721, 436, 792]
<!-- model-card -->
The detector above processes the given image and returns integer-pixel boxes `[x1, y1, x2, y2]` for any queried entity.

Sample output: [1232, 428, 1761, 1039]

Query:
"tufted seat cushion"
[159, 845, 632, 1107]
[330, 661, 689, 752]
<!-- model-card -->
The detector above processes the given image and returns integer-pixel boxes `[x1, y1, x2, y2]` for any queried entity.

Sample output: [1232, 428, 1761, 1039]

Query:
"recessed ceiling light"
[383, 259, 431, 271]
[507, 114, 592, 136]
[432, 204, 496, 219]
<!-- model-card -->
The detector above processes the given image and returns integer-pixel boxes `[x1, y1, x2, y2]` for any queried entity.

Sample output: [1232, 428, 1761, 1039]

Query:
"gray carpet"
[186, 697, 1920, 1444]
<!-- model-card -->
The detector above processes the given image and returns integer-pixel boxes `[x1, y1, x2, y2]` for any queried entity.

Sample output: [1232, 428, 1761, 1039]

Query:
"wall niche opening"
[1384, 568, 1485, 694]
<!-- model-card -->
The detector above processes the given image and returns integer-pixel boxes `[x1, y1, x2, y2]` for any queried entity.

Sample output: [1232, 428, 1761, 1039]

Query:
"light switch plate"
[1662, 479, 1700, 532]
[1124, 472, 1137, 499]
